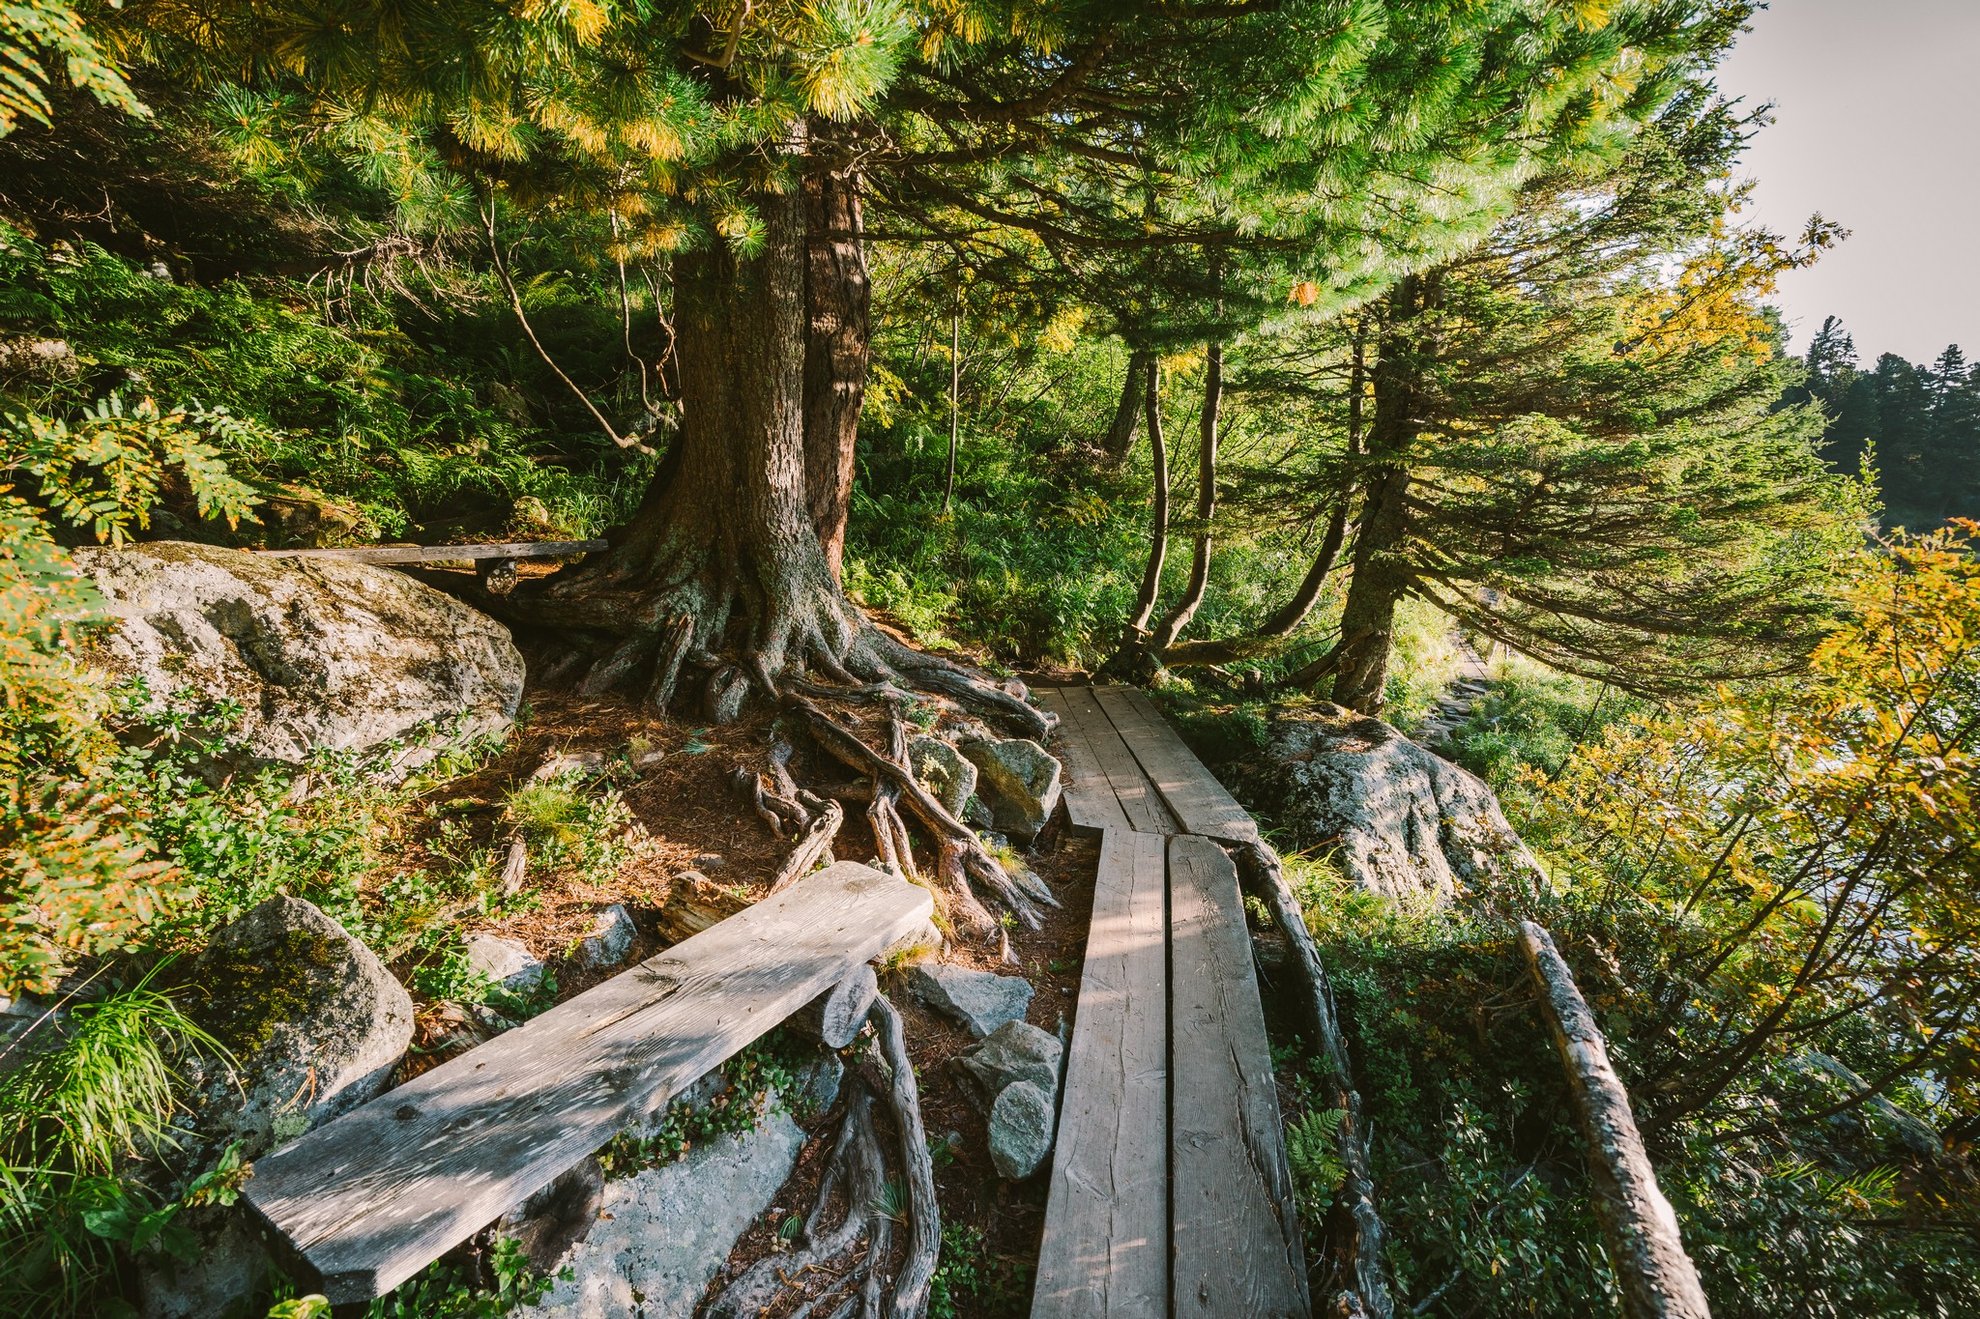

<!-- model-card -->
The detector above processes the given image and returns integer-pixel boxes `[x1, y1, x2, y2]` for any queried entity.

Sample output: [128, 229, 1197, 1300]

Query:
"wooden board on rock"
[1092, 686, 1257, 844]
[242, 862, 933, 1304]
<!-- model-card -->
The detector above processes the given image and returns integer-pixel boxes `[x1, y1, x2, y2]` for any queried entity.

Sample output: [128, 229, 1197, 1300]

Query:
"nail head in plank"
[242, 863, 932, 1303]
[1032, 829, 1171, 1318]
[1093, 686, 1256, 844]
[1167, 835, 1309, 1318]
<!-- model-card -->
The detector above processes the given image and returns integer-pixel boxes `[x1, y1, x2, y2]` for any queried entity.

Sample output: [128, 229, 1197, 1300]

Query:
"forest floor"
[362, 639, 1097, 1316]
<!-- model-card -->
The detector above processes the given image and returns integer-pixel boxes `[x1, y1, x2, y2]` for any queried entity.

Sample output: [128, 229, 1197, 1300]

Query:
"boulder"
[74, 541, 524, 773]
[1240, 703, 1544, 904]
[988, 1080, 1056, 1180]
[956, 1020, 1062, 1107]
[184, 895, 413, 1158]
[463, 932, 545, 993]
[961, 739, 1063, 842]
[573, 904, 638, 970]
[907, 963, 1033, 1038]
[910, 734, 978, 820]
[519, 1088, 807, 1319]
[136, 1205, 271, 1319]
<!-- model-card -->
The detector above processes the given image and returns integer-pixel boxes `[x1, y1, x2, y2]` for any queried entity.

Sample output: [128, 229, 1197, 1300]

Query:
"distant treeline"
[1793, 316, 1980, 528]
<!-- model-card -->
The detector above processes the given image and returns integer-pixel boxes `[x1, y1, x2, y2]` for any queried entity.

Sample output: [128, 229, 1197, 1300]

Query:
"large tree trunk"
[521, 147, 865, 714]
[1330, 289, 1422, 715]
[803, 150, 871, 583]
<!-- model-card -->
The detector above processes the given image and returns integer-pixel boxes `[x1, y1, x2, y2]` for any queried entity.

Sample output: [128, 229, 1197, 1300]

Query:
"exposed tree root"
[768, 797, 844, 892]
[705, 994, 940, 1319]
[792, 695, 1052, 930]
[1232, 840, 1394, 1319]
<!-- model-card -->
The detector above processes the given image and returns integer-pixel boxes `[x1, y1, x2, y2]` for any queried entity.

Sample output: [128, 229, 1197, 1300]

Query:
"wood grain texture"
[1093, 686, 1257, 844]
[1032, 828, 1171, 1319]
[1520, 923, 1712, 1319]
[1035, 689, 1134, 836]
[257, 539, 607, 564]
[243, 863, 933, 1304]
[1167, 835, 1309, 1319]
[1050, 686, 1178, 834]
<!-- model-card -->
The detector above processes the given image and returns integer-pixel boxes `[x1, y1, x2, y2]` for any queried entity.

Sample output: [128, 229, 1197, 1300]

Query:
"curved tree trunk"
[803, 148, 870, 583]
[1098, 357, 1169, 681]
[1100, 347, 1153, 464]
[1147, 335, 1222, 651]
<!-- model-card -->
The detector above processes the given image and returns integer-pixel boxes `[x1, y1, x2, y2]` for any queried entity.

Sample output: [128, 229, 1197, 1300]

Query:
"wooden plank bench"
[257, 539, 607, 564]
[1032, 688, 1309, 1318]
[243, 862, 933, 1304]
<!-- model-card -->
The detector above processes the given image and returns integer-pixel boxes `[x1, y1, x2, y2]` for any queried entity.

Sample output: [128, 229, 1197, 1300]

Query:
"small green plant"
[928, 1221, 1026, 1319]
[1286, 1105, 1348, 1222]
[596, 1038, 803, 1176]
[362, 1235, 557, 1318]
[501, 775, 640, 888]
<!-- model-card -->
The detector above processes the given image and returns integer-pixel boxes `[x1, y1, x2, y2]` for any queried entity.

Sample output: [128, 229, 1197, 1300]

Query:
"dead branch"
[769, 797, 845, 892]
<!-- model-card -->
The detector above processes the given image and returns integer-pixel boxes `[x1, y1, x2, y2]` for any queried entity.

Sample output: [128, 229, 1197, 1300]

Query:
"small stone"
[961, 739, 1064, 842]
[988, 1080, 1056, 1180]
[956, 1020, 1062, 1107]
[463, 932, 544, 992]
[531, 750, 610, 781]
[574, 904, 638, 969]
[633, 749, 668, 771]
[693, 852, 725, 871]
[909, 735, 978, 820]
[906, 963, 1033, 1038]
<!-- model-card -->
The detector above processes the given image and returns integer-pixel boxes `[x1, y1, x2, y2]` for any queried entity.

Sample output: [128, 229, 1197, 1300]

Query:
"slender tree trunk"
[1330, 291, 1420, 714]
[943, 302, 961, 510]
[1148, 336, 1222, 650]
[1100, 347, 1153, 463]
[803, 152, 870, 582]
[1123, 356, 1169, 636]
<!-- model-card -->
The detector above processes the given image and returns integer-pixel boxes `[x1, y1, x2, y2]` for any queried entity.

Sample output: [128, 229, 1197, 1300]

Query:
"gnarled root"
[792, 696, 1051, 930]
[705, 994, 941, 1319]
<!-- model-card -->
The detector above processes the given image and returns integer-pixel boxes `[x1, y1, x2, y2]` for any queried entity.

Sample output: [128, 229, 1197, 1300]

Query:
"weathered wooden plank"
[1037, 688, 1134, 836]
[1519, 923, 1712, 1319]
[1168, 834, 1309, 1319]
[1032, 829, 1171, 1319]
[1053, 686, 1177, 834]
[1094, 686, 1257, 844]
[258, 539, 607, 564]
[243, 863, 933, 1304]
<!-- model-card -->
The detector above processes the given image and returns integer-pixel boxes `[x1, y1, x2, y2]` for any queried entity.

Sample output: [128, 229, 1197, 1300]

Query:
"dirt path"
[1413, 635, 1492, 748]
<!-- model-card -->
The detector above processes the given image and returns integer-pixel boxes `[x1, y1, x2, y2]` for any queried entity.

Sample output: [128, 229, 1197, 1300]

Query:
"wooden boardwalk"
[1031, 687, 1309, 1319]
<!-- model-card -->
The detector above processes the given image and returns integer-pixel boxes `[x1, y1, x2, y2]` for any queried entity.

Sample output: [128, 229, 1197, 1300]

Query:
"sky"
[1714, 0, 1980, 364]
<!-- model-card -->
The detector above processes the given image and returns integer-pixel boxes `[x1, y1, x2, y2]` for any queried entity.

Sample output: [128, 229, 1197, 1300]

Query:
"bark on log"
[1518, 922, 1711, 1319]
[1234, 840, 1394, 1319]
[791, 963, 880, 1049]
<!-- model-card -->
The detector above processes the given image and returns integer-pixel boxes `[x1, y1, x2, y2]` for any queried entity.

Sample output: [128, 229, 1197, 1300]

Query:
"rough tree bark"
[1099, 347, 1153, 464]
[803, 145, 870, 583]
[1099, 357, 1169, 681]
[1330, 286, 1423, 714]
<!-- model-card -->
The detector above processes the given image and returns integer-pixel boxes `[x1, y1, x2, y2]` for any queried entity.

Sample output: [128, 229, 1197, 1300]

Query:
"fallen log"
[1518, 922, 1711, 1319]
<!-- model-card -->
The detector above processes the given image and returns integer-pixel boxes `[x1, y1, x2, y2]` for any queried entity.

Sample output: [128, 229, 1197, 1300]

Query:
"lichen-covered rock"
[136, 1204, 271, 1319]
[956, 1019, 1062, 1107]
[907, 963, 1033, 1038]
[74, 541, 524, 772]
[910, 734, 978, 820]
[1240, 703, 1544, 903]
[184, 895, 413, 1158]
[961, 738, 1063, 842]
[988, 1080, 1056, 1180]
